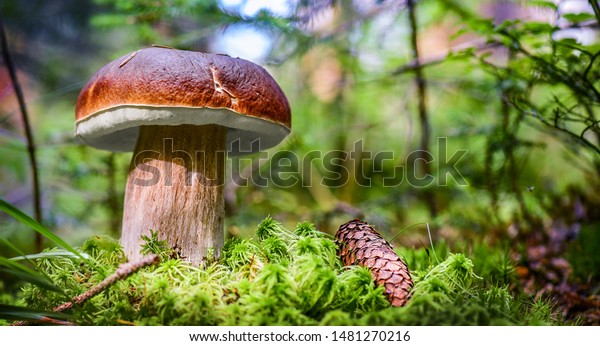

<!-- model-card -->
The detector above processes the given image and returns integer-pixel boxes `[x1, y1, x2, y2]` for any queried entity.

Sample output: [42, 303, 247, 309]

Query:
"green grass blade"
[0, 304, 69, 322]
[9, 250, 90, 261]
[0, 268, 62, 293]
[0, 257, 62, 293]
[0, 198, 84, 259]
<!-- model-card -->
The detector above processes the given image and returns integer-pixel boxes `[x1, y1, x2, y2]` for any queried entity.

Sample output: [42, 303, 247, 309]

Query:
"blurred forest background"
[1, 0, 600, 322]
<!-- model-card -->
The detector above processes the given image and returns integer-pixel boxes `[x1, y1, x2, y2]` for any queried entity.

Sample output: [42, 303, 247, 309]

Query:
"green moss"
[8, 218, 562, 326]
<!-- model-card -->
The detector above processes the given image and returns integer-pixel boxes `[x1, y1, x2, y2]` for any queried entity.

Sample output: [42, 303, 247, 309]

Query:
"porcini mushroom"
[75, 47, 291, 265]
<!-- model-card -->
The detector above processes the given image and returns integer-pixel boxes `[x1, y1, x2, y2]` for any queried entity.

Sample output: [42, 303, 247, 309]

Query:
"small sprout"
[256, 216, 286, 241]
[294, 222, 321, 238]
[140, 230, 174, 261]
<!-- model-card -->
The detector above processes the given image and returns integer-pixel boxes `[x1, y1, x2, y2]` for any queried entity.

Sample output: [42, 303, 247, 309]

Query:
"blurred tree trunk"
[407, 0, 437, 217]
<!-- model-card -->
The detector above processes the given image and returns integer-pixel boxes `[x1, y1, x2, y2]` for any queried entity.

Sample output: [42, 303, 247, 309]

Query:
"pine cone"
[335, 219, 413, 307]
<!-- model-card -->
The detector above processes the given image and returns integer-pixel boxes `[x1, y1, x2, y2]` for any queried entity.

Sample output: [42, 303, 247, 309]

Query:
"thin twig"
[0, 18, 43, 251]
[12, 254, 159, 326]
[515, 101, 600, 155]
[581, 120, 600, 141]
[53, 254, 159, 313]
[11, 316, 76, 327]
[390, 39, 499, 77]
[37, 316, 76, 326]
[389, 19, 599, 79]
[588, 0, 600, 28]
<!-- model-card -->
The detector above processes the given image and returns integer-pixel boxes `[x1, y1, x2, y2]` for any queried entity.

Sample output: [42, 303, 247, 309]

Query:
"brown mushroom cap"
[75, 47, 291, 155]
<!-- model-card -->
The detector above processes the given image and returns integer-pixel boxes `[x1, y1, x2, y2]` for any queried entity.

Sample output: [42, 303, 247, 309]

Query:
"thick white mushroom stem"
[121, 124, 226, 266]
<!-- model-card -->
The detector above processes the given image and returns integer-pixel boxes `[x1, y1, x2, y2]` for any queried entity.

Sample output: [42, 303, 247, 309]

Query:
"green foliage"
[2, 218, 563, 326]
[566, 222, 600, 283]
[0, 304, 70, 324]
[90, 0, 301, 48]
[140, 230, 174, 260]
[462, 14, 600, 156]
[0, 199, 86, 261]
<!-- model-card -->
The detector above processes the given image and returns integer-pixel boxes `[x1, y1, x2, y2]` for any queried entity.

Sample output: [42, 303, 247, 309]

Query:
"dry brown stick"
[36, 316, 77, 326]
[54, 254, 159, 312]
[12, 254, 159, 325]
[11, 316, 77, 327]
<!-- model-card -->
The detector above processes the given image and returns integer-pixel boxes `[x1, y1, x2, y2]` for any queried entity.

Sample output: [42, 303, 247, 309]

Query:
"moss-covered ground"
[4, 217, 565, 326]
